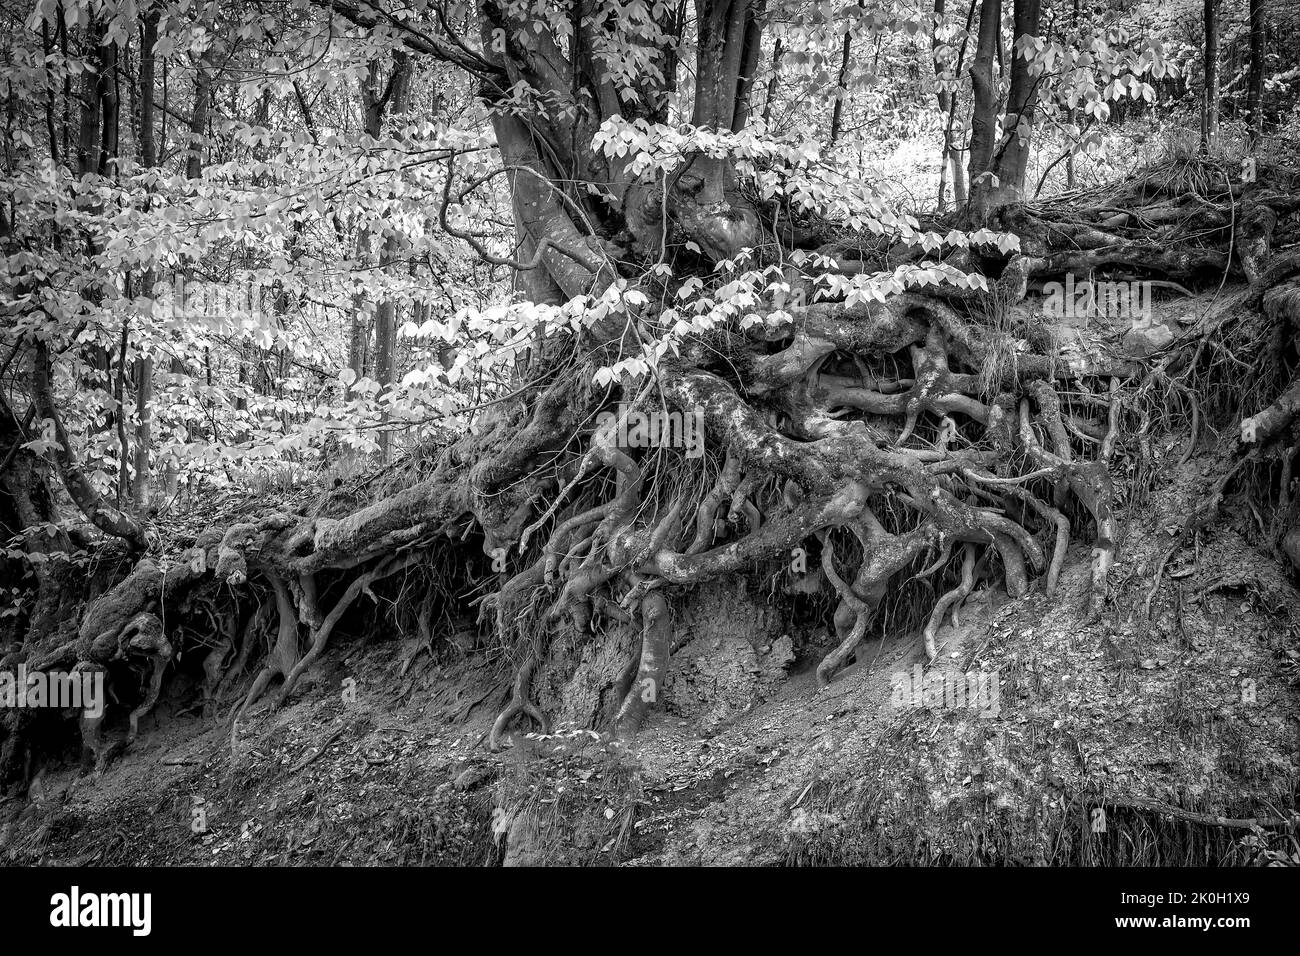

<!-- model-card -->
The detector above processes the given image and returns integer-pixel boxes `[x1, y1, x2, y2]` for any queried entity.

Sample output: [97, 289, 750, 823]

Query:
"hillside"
[3, 0, 1300, 877]
[5, 341, 1296, 865]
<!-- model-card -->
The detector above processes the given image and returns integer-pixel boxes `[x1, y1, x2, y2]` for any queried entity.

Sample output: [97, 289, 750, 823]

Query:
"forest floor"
[2, 283, 1300, 866]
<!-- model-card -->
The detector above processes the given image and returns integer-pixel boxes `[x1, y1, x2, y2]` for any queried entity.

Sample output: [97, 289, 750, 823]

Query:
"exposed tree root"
[9, 285, 1148, 755]
[488, 652, 548, 751]
[228, 576, 301, 731]
[7, 156, 1298, 782]
[273, 553, 418, 708]
[79, 611, 172, 771]
[924, 544, 977, 661]
[613, 592, 670, 738]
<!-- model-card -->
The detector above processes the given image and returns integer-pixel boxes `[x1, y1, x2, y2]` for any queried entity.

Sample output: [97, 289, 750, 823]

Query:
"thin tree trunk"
[58, 9, 69, 164]
[967, 0, 1041, 219]
[361, 53, 412, 461]
[31, 340, 146, 548]
[937, 0, 977, 209]
[374, 232, 401, 462]
[185, 62, 212, 181]
[933, 0, 950, 207]
[1201, 0, 1219, 150]
[1246, 0, 1265, 148]
[164, 60, 213, 498]
[992, 0, 1041, 193]
[72, 20, 116, 445]
[966, 0, 1000, 218]
[115, 315, 130, 507]
[40, 21, 58, 164]
[1065, 0, 1080, 188]
[761, 38, 783, 123]
[829, 27, 853, 145]
[732, 4, 763, 132]
[74, 21, 104, 177]
[131, 11, 159, 511]
[99, 34, 118, 176]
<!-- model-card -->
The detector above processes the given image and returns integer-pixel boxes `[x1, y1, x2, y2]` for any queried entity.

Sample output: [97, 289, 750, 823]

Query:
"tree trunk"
[97, 33, 119, 177]
[131, 11, 159, 511]
[373, 232, 401, 462]
[361, 53, 413, 462]
[966, 0, 1000, 218]
[1246, 0, 1266, 147]
[31, 341, 146, 549]
[164, 60, 213, 498]
[933, 0, 950, 208]
[761, 38, 783, 123]
[937, 0, 977, 209]
[968, 0, 1041, 220]
[1202, 0, 1219, 150]
[184, 62, 212, 181]
[829, 26, 853, 145]
[993, 0, 1041, 193]
[74, 20, 105, 177]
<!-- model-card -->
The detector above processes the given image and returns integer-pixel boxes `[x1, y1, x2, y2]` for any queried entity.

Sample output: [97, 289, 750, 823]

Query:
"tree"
[361, 51, 413, 460]
[1246, 0, 1266, 146]
[131, 8, 160, 510]
[1, 0, 1298, 780]
[965, 0, 1045, 218]
[1202, 0, 1219, 148]
[933, 0, 976, 210]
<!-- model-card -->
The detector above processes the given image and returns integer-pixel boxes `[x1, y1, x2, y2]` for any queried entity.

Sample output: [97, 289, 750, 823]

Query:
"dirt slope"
[2, 444, 1296, 867]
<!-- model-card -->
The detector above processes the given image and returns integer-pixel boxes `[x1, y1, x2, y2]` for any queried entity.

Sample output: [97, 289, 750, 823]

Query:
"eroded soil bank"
[2, 445, 1296, 867]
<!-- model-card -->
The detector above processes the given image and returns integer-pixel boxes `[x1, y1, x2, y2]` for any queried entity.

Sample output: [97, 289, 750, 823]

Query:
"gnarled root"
[273, 554, 418, 707]
[489, 652, 548, 751]
[613, 592, 671, 737]
[121, 613, 172, 745]
[815, 531, 875, 687]
[923, 544, 976, 661]
[229, 576, 300, 732]
[199, 609, 237, 721]
[75, 661, 108, 773]
[211, 598, 271, 709]
[1019, 386, 1118, 614]
[1242, 377, 1300, 448]
[815, 515, 935, 686]
[964, 468, 1070, 596]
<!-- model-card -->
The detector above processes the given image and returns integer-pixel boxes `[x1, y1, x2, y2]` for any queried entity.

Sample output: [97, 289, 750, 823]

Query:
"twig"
[289, 725, 346, 774]
[1095, 796, 1292, 830]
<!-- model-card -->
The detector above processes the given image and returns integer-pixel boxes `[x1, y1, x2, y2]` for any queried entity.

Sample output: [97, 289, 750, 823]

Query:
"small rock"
[1122, 323, 1175, 357]
[452, 767, 488, 791]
